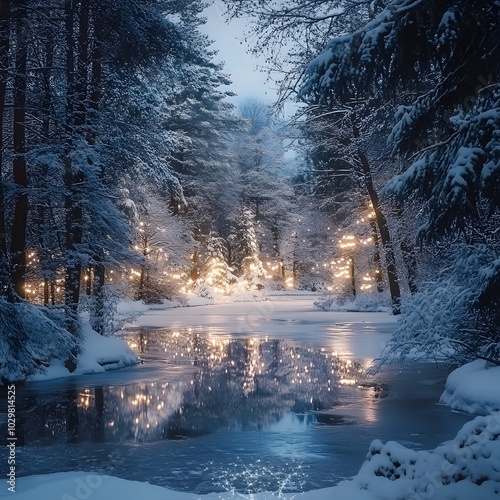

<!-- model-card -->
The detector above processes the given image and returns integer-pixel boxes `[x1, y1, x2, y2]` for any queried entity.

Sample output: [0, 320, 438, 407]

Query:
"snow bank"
[345, 411, 500, 499]
[14, 413, 500, 499]
[28, 322, 139, 382]
[12, 472, 370, 500]
[440, 360, 500, 415]
[313, 294, 392, 313]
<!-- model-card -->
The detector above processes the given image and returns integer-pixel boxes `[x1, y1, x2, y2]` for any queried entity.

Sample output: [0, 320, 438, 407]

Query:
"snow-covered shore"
[12, 472, 365, 500]
[27, 322, 139, 382]
[440, 360, 500, 415]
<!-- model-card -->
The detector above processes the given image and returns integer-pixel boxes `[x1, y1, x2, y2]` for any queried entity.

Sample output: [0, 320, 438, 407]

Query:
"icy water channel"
[3, 296, 472, 495]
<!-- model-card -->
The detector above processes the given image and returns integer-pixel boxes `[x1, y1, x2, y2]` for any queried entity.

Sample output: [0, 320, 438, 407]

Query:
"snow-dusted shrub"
[297, 280, 330, 293]
[313, 295, 336, 311]
[349, 413, 500, 499]
[265, 279, 286, 291]
[314, 291, 391, 312]
[375, 245, 500, 367]
[0, 299, 76, 382]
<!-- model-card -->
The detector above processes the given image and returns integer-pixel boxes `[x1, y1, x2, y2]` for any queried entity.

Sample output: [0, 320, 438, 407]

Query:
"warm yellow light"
[339, 378, 356, 386]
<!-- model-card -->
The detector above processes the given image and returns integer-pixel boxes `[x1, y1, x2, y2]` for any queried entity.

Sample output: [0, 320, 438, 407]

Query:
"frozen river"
[5, 294, 471, 495]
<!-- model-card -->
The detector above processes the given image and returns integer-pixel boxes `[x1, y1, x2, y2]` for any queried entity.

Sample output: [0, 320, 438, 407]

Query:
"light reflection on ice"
[15, 329, 370, 447]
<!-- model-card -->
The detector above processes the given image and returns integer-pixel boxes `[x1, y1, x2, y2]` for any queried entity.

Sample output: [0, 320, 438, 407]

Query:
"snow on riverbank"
[14, 412, 500, 499]
[28, 322, 139, 382]
[13, 472, 367, 500]
[346, 412, 500, 499]
[440, 360, 500, 415]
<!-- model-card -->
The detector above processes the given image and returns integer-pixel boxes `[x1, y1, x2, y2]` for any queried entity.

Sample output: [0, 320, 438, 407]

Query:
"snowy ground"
[14, 294, 500, 499]
[13, 472, 367, 500]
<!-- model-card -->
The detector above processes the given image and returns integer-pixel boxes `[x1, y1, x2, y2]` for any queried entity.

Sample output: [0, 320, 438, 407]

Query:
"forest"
[0, 0, 499, 383]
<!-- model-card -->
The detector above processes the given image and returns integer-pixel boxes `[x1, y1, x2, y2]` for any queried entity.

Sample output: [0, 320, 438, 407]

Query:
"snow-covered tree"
[0, 0, 246, 381]
[232, 207, 269, 290]
[195, 231, 238, 298]
[128, 189, 193, 304]
[300, 0, 499, 362]
[221, 0, 403, 312]
[233, 99, 296, 286]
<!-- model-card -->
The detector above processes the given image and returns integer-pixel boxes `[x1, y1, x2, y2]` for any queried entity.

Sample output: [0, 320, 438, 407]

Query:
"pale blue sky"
[199, 1, 279, 106]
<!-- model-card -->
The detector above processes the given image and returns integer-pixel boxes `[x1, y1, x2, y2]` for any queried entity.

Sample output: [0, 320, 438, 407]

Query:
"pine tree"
[301, 0, 499, 363]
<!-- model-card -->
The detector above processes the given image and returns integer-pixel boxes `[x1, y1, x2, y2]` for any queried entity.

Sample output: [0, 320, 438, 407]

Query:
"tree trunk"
[190, 251, 199, 281]
[67, 0, 89, 311]
[92, 262, 105, 334]
[0, 0, 11, 296]
[39, 26, 54, 306]
[359, 154, 401, 313]
[353, 132, 401, 312]
[75, 0, 89, 131]
[85, 266, 92, 295]
[292, 254, 298, 288]
[88, 4, 106, 330]
[41, 20, 53, 140]
[137, 234, 148, 301]
[43, 278, 49, 306]
[64, 0, 90, 330]
[64, 1, 79, 373]
[89, 0, 102, 144]
[350, 256, 356, 298]
[369, 219, 384, 292]
[352, 124, 401, 312]
[10, 1, 28, 299]
[360, 155, 401, 312]
[271, 219, 284, 281]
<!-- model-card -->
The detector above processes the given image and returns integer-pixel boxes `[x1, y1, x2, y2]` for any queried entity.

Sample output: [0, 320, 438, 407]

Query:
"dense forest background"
[0, 0, 498, 381]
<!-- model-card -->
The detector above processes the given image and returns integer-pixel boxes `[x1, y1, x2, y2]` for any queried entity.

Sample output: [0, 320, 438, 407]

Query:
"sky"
[199, 1, 280, 108]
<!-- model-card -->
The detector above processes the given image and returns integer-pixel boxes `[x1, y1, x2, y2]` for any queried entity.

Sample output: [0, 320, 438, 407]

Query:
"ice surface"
[124, 293, 398, 361]
[13, 295, 500, 499]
